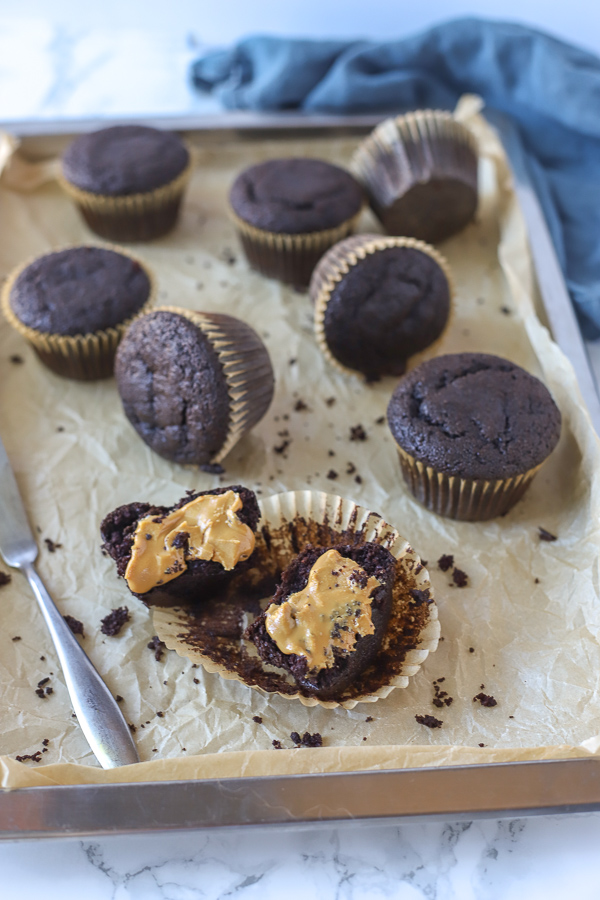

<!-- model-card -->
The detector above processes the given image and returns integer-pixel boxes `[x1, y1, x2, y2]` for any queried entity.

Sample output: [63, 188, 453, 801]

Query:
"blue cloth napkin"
[192, 19, 600, 338]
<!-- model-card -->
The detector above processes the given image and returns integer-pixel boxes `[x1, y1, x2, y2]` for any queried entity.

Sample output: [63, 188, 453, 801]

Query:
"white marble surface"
[2, 8, 600, 897]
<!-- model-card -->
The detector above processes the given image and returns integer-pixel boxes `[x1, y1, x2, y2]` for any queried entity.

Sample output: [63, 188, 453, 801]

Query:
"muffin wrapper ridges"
[1, 245, 156, 380]
[157, 306, 275, 465]
[230, 206, 363, 288]
[395, 443, 543, 521]
[58, 152, 194, 242]
[152, 490, 440, 709]
[311, 234, 455, 377]
[351, 110, 478, 241]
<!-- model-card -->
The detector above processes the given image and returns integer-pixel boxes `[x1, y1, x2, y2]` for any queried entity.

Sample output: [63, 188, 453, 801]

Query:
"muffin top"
[229, 158, 363, 234]
[115, 310, 231, 466]
[387, 353, 561, 479]
[62, 125, 190, 196]
[322, 244, 451, 380]
[9, 246, 151, 336]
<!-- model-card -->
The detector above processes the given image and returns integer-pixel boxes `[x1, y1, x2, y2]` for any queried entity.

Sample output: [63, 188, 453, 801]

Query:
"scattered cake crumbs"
[452, 567, 469, 588]
[290, 731, 323, 748]
[147, 635, 166, 660]
[0, 572, 12, 587]
[115, 695, 124, 703]
[326, 469, 338, 480]
[437, 554, 454, 572]
[294, 399, 309, 412]
[100, 607, 130, 636]
[325, 397, 336, 407]
[252, 716, 263, 724]
[15, 751, 43, 763]
[10, 354, 24, 364]
[272, 739, 283, 750]
[366, 716, 373, 723]
[432, 679, 453, 708]
[539, 527, 557, 542]
[44, 538, 62, 553]
[63, 614, 85, 637]
[474, 692, 498, 707]
[349, 424, 367, 441]
[416, 714, 443, 729]
[12, 636, 21, 642]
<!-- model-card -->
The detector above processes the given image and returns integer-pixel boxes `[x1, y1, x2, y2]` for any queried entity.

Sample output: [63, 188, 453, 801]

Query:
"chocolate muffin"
[387, 353, 562, 520]
[229, 158, 364, 286]
[101, 485, 260, 607]
[311, 235, 453, 380]
[245, 542, 396, 700]
[115, 307, 274, 467]
[60, 125, 192, 241]
[1, 245, 153, 379]
[352, 111, 478, 244]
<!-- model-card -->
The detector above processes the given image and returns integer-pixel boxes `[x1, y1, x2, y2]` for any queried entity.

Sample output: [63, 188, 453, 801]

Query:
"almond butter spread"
[125, 491, 255, 594]
[264, 549, 380, 672]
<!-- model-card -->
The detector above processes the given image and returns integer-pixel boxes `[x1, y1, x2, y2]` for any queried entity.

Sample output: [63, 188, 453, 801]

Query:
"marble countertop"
[3, 12, 600, 898]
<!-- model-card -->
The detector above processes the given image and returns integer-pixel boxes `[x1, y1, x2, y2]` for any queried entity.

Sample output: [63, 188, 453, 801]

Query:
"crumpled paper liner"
[310, 233, 455, 377]
[1, 95, 600, 789]
[1, 244, 156, 380]
[153, 490, 440, 709]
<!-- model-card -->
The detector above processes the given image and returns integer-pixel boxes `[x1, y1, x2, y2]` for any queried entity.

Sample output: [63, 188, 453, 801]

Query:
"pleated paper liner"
[229, 206, 363, 288]
[58, 151, 194, 242]
[351, 110, 478, 243]
[156, 306, 275, 465]
[152, 490, 440, 710]
[395, 442, 544, 521]
[1, 245, 156, 380]
[311, 234, 455, 378]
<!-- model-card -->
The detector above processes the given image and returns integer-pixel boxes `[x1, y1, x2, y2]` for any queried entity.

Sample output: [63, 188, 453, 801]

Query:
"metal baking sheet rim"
[2, 111, 599, 837]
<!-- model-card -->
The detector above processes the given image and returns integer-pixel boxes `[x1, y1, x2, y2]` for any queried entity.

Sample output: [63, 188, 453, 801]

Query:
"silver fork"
[0, 436, 139, 768]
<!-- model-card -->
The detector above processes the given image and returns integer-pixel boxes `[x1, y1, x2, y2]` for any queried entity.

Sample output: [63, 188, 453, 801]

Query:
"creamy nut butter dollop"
[125, 490, 255, 594]
[264, 548, 381, 672]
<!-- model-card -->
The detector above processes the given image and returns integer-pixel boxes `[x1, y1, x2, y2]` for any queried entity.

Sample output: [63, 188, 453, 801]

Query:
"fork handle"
[23, 563, 140, 769]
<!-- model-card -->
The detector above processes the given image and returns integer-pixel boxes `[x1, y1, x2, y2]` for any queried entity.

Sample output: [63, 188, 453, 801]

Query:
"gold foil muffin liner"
[351, 110, 478, 242]
[311, 234, 455, 378]
[152, 490, 440, 709]
[395, 442, 544, 521]
[156, 306, 275, 465]
[229, 206, 363, 287]
[1, 245, 155, 380]
[58, 151, 194, 242]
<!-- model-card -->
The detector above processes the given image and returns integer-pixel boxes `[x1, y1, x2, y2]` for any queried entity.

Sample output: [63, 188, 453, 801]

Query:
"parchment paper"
[1, 97, 600, 789]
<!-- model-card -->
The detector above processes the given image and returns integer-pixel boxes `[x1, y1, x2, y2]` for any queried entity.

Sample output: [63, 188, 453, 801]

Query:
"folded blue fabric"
[192, 19, 600, 338]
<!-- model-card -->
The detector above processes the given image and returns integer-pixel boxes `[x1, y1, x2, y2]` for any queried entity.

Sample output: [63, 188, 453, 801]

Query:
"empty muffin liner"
[311, 234, 455, 378]
[395, 443, 544, 521]
[152, 489, 440, 709]
[229, 206, 363, 287]
[1, 245, 156, 380]
[58, 151, 194, 242]
[351, 110, 478, 243]
[156, 306, 275, 465]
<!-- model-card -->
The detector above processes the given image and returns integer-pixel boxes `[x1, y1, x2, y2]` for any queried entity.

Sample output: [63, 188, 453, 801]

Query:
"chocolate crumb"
[35, 688, 46, 698]
[16, 751, 43, 763]
[128, 723, 137, 733]
[156, 711, 164, 718]
[272, 739, 283, 750]
[437, 554, 454, 572]
[56, 426, 65, 432]
[44, 538, 62, 553]
[326, 469, 338, 480]
[346, 462, 356, 475]
[0, 572, 12, 587]
[349, 424, 367, 441]
[290, 731, 323, 748]
[40, 656, 45, 661]
[539, 527, 557, 542]
[479, 742, 485, 747]
[10, 354, 24, 365]
[63, 614, 85, 637]
[252, 716, 263, 724]
[509, 715, 514, 719]
[325, 397, 336, 407]
[193, 678, 200, 684]
[469, 647, 475, 653]
[375, 416, 385, 425]
[116, 695, 124, 703]
[11, 636, 21, 642]
[415, 714, 443, 729]
[500, 306, 511, 315]
[363, 737, 367, 741]
[355, 475, 363, 485]
[366, 716, 373, 722]
[200, 462, 224, 475]
[42, 739, 49, 747]
[147, 635, 166, 660]
[328, 449, 335, 457]
[474, 692, 498, 707]
[294, 399, 309, 412]
[152, 749, 158, 753]
[273, 439, 291, 456]
[452, 567, 469, 588]
[37, 678, 50, 688]
[534, 578, 540, 584]
[45, 687, 53, 695]
[289, 358, 297, 365]
[101, 607, 130, 636]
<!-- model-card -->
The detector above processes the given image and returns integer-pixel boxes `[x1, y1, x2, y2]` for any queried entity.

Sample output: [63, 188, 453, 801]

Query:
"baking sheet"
[1, 96, 600, 788]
